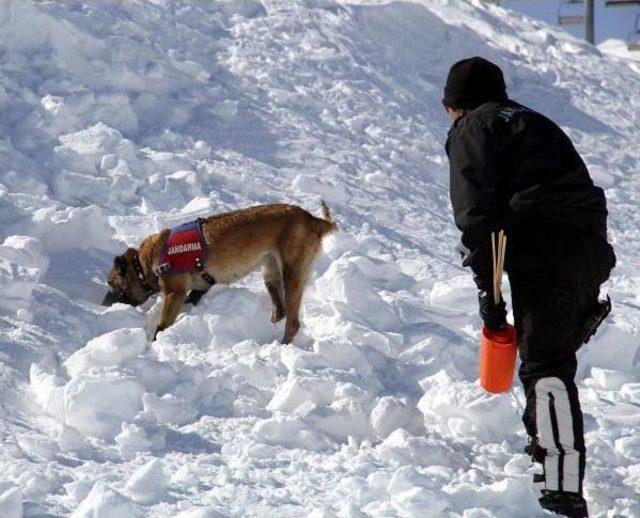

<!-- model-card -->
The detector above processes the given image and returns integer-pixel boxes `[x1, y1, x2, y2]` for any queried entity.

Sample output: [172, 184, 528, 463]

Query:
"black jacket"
[445, 99, 610, 289]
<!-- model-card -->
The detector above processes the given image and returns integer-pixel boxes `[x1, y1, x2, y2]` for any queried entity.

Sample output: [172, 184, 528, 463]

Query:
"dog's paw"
[185, 290, 206, 306]
[270, 310, 286, 324]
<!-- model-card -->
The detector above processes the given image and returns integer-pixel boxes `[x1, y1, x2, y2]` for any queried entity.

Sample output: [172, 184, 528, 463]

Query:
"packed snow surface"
[1, 0, 640, 516]
[599, 39, 640, 67]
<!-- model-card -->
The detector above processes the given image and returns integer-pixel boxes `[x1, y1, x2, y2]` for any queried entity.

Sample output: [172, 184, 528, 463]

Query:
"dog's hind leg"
[262, 253, 285, 323]
[281, 241, 319, 344]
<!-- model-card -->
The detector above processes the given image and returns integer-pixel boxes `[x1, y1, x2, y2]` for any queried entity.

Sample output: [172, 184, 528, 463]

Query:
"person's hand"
[478, 290, 507, 331]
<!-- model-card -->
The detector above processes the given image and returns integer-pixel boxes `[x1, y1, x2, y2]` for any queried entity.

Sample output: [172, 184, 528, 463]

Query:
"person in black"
[442, 57, 615, 518]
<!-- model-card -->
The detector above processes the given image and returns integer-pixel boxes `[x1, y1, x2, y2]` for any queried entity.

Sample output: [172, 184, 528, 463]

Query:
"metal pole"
[585, 0, 595, 44]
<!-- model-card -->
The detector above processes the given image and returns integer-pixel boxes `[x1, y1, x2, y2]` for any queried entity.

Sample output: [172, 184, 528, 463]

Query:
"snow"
[63, 327, 148, 378]
[125, 459, 171, 505]
[0, 487, 23, 518]
[71, 482, 141, 518]
[370, 396, 424, 439]
[599, 39, 640, 65]
[0, 0, 639, 516]
[64, 370, 145, 440]
[0, 235, 48, 312]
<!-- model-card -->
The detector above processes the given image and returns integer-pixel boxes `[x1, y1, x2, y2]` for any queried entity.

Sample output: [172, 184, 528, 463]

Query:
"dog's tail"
[314, 200, 338, 237]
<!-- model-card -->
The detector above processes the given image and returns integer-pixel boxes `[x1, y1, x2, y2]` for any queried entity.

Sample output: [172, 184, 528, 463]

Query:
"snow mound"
[64, 327, 148, 378]
[30, 327, 219, 444]
[599, 39, 640, 64]
[370, 396, 424, 439]
[418, 371, 521, 442]
[125, 459, 171, 505]
[71, 482, 141, 518]
[0, 236, 48, 312]
[64, 370, 145, 440]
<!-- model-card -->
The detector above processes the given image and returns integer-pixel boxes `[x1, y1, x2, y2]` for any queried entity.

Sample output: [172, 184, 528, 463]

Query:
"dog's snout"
[102, 289, 117, 306]
[102, 287, 128, 306]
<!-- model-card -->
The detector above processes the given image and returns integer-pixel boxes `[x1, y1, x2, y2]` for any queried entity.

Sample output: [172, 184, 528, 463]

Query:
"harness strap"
[201, 271, 216, 286]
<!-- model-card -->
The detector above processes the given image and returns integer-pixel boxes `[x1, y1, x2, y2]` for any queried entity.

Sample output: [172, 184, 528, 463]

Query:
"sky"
[501, 0, 640, 44]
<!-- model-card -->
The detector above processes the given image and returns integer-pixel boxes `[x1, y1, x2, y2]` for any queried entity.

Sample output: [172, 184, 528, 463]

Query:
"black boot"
[539, 490, 589, 517]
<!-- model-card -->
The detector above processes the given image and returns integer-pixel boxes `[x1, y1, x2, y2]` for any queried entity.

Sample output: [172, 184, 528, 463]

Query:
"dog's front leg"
[154, 290, 186, 340]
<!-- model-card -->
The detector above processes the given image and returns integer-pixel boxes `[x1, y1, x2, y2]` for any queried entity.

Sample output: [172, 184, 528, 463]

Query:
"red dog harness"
[155, 219, 210, 277]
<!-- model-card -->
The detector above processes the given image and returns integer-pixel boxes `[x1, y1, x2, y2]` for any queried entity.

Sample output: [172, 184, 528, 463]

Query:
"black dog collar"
[131, 250, 157, 296]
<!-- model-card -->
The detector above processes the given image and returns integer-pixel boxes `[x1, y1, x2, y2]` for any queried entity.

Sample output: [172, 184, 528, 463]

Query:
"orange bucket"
[479, 324, 518, 393]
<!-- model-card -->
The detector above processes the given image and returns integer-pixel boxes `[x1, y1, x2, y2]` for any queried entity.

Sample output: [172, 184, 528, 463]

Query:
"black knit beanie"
[442, 57, 507, 109]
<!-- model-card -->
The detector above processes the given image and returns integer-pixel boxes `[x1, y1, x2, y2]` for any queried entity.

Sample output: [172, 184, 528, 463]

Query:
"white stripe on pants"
[534, 377, 581, 493]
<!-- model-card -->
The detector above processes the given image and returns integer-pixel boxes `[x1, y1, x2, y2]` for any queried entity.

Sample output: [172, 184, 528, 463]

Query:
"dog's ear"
[114, 255, 127, 276]
[124, 248, 138, 260]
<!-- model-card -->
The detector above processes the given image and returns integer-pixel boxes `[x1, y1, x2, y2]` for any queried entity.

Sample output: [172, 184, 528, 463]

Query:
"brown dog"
[103, 203, 337, 343]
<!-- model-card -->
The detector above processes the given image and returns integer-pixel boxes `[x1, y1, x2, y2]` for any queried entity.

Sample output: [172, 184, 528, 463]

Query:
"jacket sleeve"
[447, 119, 502, 290]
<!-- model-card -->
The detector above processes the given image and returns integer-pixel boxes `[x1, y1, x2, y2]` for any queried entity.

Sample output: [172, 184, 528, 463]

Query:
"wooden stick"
[501, 231, 505, 294]
[498, 231, 503, 296]
[492, 230, 507, 306]
[491, 232, 498, 304]
[495, 230, 502, 306]
[500, 234, 507, 294]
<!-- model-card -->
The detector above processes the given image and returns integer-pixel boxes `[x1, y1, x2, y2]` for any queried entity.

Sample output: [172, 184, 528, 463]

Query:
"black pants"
[507, 228, 615, 494]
